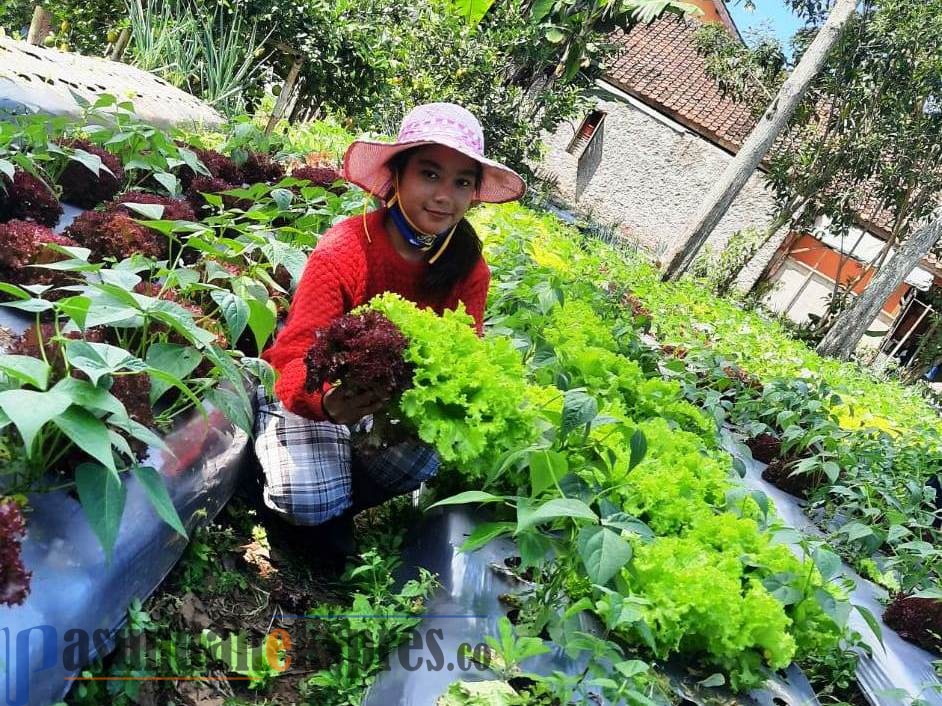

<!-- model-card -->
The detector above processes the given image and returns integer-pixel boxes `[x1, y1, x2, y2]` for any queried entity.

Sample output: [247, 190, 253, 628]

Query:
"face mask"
[385, 174, 459, 264]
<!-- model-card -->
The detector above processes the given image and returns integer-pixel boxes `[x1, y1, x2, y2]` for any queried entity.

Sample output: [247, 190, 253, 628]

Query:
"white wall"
[538, 83, 780, 274]
[763, 259, 893, 349]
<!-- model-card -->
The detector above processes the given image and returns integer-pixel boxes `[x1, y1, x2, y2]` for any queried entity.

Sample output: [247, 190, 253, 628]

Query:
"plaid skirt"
[253, 387, 440, 526]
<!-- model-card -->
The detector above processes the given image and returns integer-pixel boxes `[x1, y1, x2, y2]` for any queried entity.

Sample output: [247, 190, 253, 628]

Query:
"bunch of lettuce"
[368, 293, 536, 476]
[0, 220, 77, 289]
[0, 170, 62, 226]
[621, 512, 842, 689]
[58, 139, 125, 208]
[304, 309, 413, 398]
[0, 498, 30, 606]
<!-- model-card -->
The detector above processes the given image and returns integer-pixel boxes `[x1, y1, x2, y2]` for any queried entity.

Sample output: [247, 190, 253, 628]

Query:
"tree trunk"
[266, 57, 304, 135]
[816, 212, 942, 360]
[26, 6, 52, 45]
[661, 0, 858, 281]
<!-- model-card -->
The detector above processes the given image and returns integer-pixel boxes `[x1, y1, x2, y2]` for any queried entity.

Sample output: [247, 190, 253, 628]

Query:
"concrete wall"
[538, 83, 780, 277]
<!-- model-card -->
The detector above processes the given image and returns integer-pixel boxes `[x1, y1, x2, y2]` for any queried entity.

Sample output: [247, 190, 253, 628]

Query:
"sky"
[724, 0, 804, 48]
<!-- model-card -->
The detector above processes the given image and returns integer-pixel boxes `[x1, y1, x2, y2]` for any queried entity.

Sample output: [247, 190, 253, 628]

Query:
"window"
[566, 110, 606, 157]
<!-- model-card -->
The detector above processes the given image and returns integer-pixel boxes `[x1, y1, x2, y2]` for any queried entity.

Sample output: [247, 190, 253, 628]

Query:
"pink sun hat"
[342, 102, 527, 204]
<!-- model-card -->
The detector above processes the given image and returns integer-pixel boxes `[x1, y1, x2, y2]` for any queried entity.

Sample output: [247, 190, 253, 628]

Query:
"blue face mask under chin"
[388, 200, 449, 251]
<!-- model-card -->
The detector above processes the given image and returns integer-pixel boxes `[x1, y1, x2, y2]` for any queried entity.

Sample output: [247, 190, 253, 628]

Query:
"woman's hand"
[322, 386, 389, 426]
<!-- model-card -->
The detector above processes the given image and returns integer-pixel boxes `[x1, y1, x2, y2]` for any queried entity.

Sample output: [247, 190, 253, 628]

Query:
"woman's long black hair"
[386, 148, 484, 297]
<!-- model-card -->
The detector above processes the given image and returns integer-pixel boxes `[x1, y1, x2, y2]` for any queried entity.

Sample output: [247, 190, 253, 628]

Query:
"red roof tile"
[603, 16, 756, 152]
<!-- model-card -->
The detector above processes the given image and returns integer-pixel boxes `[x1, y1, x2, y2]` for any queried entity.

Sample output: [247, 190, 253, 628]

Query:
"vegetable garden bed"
[2, 100, 940, 705]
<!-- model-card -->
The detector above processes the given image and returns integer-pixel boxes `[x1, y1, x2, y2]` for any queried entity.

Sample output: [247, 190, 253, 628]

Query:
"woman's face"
[397, 144, 480, 235]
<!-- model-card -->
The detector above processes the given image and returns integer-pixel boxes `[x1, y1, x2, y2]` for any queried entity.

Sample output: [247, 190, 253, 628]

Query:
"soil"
[69, 496, 375, 705]
[745, 433, 782, 465]
[883, 594, 942, 655]
[761, 456, 823, 500]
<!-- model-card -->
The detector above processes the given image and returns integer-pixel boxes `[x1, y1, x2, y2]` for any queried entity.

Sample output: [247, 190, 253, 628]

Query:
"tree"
[811, 1, 942, 358]
[659, 0, 858, 280]
[695, 0, 942, 357]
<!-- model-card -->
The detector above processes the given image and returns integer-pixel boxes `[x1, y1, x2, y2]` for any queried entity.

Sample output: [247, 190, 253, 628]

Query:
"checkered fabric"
[253, 387, 440, 526]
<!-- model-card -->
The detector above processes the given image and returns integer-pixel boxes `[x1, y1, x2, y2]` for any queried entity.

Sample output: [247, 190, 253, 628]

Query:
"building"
[538, 0, 942, 355]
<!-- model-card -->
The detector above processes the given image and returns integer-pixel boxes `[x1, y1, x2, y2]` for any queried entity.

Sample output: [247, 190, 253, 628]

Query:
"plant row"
[0, 100, 357, 608]
[306, 204, 870, 700]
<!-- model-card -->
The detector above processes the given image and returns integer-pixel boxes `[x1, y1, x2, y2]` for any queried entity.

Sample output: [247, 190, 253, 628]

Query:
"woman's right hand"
[322, 385, 389, 426]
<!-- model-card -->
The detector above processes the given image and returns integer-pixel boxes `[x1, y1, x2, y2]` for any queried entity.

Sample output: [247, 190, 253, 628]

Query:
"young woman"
[254, 103, 526, 559]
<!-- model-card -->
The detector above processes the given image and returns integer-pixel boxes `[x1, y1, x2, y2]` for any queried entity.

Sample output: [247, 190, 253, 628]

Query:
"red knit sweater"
[262, 208, 490, 420]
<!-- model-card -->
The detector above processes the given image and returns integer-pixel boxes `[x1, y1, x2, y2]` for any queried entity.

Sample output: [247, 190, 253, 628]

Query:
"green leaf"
[147, 299, 217, 347]
[1, 298, 54, 313]
[109, 415, 168, 453]
[69, 148, 106, 176]
[530, 0, 555, 21]
[179, 147, 209, 177]
[240, 357, 275, 396]
[211, 290, 250, 345]
[601, 512, 654, 539]
[529, 449, 568, 495]
[147, 368, 205, 417]
[614, 660, 649, 679]
[698, 673, 726, 688]
[0, 282, 29, 300]
[122, 202, 165, 220]
[52, 406, 116, 473]
[812, 546, 842, 581]
[840, 522, 874, 542]
[153, 171, 181, 196]
[451, 0, 496, 24]
[100, 268, 142, 291]
[56, 295, 92, 329]
[0, 158, 14, 180]
[561, 388, 597, 437]
[246, 297, 276, 352]
[427, 490, 507, 509]
[52, 377, 127, 417]
[822, 460, 840, 483]
[762, 572, 803, 606]
[145, 343, 203, 404]
[75, 462, 127, 561]
[205, 386, 253, 436]
[271, 188, 293, 211]
[854, 603, 884, 646]
[65, 340, 146, 386]
[460, 522, 515, 552]
[628, 428, 647, 471]
[577, 525, 632, 585]
[0, 354, 50, 390]
[264, 240, 308, 287]
[0, 388, 72, 454]
[516, 498, 598, 534]
[132, 466, 187, 538]
[545, 27, 566, 43]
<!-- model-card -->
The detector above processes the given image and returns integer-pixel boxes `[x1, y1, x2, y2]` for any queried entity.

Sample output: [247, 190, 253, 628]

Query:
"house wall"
[786, 234, 909, 315]
[761, 234, 911, 349]
[539, 85, 780, 279]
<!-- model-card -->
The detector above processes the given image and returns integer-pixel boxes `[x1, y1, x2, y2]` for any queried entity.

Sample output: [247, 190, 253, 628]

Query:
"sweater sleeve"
[455, 257, 491, 336]
[262, 235, 363, 419]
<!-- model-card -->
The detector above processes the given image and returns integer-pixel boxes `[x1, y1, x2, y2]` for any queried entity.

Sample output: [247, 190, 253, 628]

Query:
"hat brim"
[342, 137, 527, 204]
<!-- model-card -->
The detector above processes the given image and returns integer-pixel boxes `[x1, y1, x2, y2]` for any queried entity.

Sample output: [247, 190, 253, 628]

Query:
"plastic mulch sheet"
[363, 505, 823, 706]
[720, 430, 942, 706]
[0, 301, 252, 705]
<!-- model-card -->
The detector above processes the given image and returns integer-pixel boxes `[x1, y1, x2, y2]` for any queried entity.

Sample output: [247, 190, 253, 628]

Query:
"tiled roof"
[602, 15, 900, 236]
[604, 16, 757, 152]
